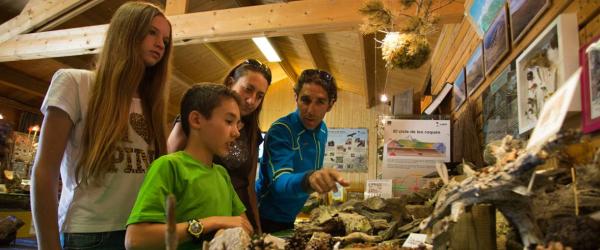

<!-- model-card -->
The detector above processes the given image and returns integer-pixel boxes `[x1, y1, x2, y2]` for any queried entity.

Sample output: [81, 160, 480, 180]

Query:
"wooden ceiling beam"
[35, 0, 105, 33]
[0, 0, 98, 44]
[0, 64, 47, 98]
[0, 0, 463, 62]
[359, 33, 376, 108]
[0, 96, 41, 114]
[301, 34, 329, 72]
[165, 0, 189, 15]
[204, 43, 234, 68]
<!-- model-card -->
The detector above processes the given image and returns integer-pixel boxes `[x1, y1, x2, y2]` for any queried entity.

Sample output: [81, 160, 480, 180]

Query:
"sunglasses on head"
[240, 59, 272, 83]
[302, 69, 334, 84]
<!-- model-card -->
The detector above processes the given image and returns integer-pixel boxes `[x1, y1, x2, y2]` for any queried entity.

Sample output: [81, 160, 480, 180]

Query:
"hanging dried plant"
[399, 0, 417, 9]
[358, 0, 393, 34]
[401, 16, 439, 36]
[381, 32, 431, 69]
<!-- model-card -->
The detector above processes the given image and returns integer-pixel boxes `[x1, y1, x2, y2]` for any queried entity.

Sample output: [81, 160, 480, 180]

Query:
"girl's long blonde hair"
[77, 1, 172, 186]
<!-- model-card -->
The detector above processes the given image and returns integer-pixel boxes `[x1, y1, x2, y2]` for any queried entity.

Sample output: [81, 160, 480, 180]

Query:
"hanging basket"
[381, 32, 431, 69]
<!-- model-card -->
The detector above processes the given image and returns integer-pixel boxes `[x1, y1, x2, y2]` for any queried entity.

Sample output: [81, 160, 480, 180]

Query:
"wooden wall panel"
[430, 0, 600, 155]
[431, 0, 577, 119]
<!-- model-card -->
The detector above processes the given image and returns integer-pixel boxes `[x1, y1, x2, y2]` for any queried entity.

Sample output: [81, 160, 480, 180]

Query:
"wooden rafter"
[165, 0, 189, 15]
[204, 43, 234, 68]
[0, 96, 41, 114]
[359, 33, 377, 108]
[0, 64, 47, 98]
[0, 0, 464, 62]
[301, 34, 329, 72]
[232, 0, 297, 84]
[0, 0, 99, 43]
[35, 0, 105, 33]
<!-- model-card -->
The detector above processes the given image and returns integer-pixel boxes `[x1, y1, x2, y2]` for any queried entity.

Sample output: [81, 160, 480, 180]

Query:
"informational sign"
[383, 119, 451, 162]
[323, 128, 368, 172]
[364, 179, 393, 199]
[382, 119, 450, 194]
[402, 233, 430, 248]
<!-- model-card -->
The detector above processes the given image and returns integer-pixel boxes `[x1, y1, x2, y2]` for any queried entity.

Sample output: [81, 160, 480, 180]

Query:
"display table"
[0, 193, 33, 239]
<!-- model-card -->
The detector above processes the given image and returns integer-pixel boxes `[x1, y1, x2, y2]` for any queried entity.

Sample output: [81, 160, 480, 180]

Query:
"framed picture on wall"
[580, 35, 600, 133]
[466, 43, 485, 96]
[466, 0, 507, 37]
[484, 4, 510, 76]
[453, 68, 467, 111]
[508, 0, 551, 45]
[516, 14, 580, 134]
[482, 63, 519, 144]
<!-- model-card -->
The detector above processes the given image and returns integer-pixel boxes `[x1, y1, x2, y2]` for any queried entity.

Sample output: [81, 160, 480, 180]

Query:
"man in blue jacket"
[256, 69, 350, 233]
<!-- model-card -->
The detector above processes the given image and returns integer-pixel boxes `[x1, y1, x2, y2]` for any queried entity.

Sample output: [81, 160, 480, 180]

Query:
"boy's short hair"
[180, 83, 242, 136]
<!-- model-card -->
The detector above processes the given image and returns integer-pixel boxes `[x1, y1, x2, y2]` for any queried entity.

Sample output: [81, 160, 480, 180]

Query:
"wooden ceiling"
[0, 0, 463, 118]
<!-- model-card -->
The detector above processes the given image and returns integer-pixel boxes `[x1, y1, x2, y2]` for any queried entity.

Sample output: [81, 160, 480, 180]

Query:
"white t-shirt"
[41, 69, 155, 232]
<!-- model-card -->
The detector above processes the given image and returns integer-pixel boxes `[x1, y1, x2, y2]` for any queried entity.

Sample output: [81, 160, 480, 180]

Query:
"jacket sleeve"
[263, 122, 309, 198]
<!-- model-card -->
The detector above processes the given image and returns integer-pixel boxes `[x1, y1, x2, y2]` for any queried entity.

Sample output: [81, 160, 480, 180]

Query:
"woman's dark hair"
[222, 59, 272, 175]
[294, 69, 338, 104]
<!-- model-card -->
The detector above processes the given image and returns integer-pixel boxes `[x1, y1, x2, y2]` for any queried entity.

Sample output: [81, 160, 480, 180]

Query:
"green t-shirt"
[127, 151, 245, 249]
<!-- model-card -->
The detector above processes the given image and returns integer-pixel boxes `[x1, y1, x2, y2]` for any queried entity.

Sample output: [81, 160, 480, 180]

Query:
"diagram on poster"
[383, 119, 451, 162]
[323, 128, 368, 172]
[382, 119, 450, 194]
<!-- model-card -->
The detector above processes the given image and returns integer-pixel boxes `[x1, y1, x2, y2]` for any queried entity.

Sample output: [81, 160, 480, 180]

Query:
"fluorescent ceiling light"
[252, 37, 281, 62]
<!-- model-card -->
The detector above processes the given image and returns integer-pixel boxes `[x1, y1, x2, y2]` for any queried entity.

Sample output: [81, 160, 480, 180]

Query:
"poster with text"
[323, 128, 368, 172]
[382, 119, 450, 194]
[383, 119, 451, 162]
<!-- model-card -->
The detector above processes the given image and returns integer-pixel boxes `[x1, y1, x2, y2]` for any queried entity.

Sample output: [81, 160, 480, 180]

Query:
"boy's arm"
[125, 216, 253, 250]
[263, 123, 311, 197]
[125, 222, 190, 250]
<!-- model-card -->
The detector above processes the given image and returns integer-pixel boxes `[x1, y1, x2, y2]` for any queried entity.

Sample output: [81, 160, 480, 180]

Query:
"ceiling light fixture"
[252, 37, 281, 62]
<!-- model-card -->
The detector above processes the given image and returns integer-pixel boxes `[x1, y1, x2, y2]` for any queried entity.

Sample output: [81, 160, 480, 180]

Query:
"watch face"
[190, 221, 201, 234]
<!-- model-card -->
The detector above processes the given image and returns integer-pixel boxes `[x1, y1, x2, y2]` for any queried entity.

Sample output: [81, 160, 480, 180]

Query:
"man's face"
[296, 83, 333, 130]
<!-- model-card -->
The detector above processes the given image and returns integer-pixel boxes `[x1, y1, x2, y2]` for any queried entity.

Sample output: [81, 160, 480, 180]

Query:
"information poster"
[323, 128, 368, 172]
[382, 119, 450, 194]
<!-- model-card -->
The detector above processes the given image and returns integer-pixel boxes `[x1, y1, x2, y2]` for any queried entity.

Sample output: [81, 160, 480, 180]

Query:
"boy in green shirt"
[125, 83, 252, 249]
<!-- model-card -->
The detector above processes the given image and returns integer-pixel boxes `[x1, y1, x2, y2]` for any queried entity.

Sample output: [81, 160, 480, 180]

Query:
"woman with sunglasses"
[167, 59, 271, 232]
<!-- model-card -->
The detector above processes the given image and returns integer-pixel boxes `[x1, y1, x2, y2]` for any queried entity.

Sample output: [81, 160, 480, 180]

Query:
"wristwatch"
[187, 219, 204, 242]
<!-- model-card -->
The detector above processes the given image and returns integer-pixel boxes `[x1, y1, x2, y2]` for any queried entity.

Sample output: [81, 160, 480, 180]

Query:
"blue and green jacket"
[255, 110, 327, 223]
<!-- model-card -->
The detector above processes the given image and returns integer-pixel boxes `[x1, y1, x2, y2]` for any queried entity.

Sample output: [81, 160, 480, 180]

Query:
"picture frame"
[508, 0, 551, 45]
[516, 13, 580, 134]
[453, 68, 467, 111]
[580, 35, 600, 133]
[466, 43, 485, 96]
[482, 63, 519, 144]
[484, 4, 510, 76]
[466, 0, 507, 37]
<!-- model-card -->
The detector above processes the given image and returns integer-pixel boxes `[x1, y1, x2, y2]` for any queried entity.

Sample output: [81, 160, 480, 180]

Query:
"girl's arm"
[31, 107, 74, 250]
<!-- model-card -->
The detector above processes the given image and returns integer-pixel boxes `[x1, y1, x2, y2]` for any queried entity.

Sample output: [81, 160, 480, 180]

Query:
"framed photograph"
[516, 14, 580, 134]
[453, 68, 467, 111]
[482, 63, 519, 144]
[508, 0, 551, 45]
[484, 4, 510, 76]
[466, 0, 507, 37]
[466, 43, 485, 96]
[580, 35, 600, 133]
